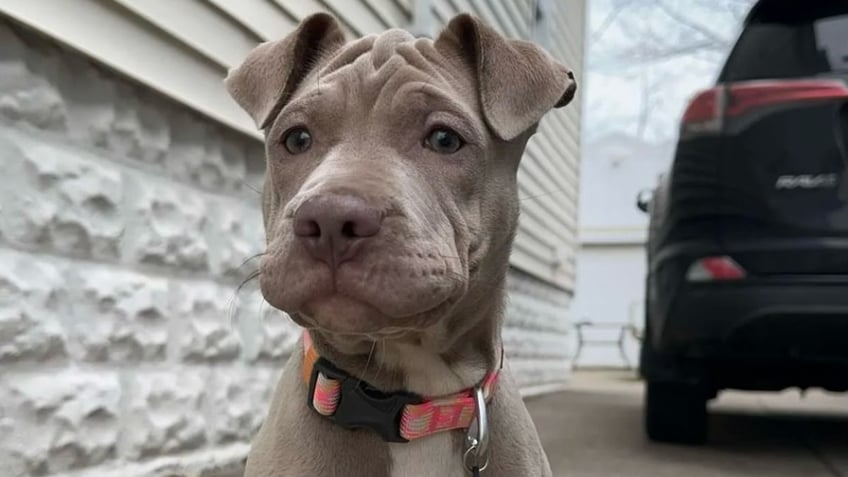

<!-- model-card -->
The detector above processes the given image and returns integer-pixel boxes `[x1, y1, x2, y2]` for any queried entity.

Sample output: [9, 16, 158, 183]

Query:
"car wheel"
[644, 380, 708, 445]
[638, 300, 652, 378]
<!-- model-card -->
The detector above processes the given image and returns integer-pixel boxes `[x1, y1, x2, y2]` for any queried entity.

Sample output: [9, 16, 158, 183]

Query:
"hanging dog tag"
[464, 441, 482, 477]
[463, 386, 490, 475]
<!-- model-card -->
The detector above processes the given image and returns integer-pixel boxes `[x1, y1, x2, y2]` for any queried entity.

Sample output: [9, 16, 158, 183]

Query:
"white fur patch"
[381, 342, 482, 395]
[382, 342, 484, 477]
[389, 434, 465, 477]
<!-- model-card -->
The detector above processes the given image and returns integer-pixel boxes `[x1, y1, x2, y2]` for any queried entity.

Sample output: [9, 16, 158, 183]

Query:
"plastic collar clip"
[307, 356, 424, 443]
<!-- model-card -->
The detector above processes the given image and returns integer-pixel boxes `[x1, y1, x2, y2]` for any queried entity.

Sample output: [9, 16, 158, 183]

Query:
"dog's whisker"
[237, 252, 266, 269]
[356, 340, 378, 386]
[241, 180, 262, 195]
[373, 339, 387, 382]
[236, 270, 262, 294]
[440, 269, 469, 282]
[227, 294, 242, 329]
[228, 269, 262, 327]
[307, 324, 382, 340]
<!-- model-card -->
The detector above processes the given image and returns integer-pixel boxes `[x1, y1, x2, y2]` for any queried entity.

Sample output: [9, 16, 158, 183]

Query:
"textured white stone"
[0, 131, 125, 259]
[234, 292, 299, 363]
[0, 27, 67, 131]
[34, 444, 250, 477]
[123, 370, 208, 459]
[100, 84, 170, 165]
[0, 249, 67, 362]
[65, 267, 169, 362]
[256, 306, 300, 362]
[166, 112, 248, 193]
[504, 270, 572, 388]
[122, 175, 209, 271]
[0, 371, 121, 475]
[173, 282, 242, 362]
[207, 366, 277, 444]
[207, 199, 264, 279]
[55, 59, 121, 153]
[505, 292, 571, 333]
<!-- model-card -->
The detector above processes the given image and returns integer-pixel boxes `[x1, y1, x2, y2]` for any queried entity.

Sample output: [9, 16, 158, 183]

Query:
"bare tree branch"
[590, 0, 633, 44]
[614, 39, 724, 63]
[654, 0, 733, 47]
[585, 0, 756, 142]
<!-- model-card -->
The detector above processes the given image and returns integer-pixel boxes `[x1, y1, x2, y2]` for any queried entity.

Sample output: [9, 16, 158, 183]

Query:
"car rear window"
[719, 1, 848, 82]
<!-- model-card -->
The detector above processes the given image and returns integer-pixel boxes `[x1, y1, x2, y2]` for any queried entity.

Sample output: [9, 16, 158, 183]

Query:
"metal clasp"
[463, 386, 490, 474]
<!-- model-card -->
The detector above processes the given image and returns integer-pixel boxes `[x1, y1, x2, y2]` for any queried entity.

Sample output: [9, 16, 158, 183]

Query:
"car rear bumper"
[647, 277, 848, 391]
[657, 277, 848, 359]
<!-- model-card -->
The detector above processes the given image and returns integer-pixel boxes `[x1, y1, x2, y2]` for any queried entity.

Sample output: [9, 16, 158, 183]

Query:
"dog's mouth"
[295, 277, 462, 335]
[260, 239, 468, 335]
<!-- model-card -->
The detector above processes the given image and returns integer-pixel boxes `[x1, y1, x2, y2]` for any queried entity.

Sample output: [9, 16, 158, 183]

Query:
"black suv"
[639, 0, 848, 444]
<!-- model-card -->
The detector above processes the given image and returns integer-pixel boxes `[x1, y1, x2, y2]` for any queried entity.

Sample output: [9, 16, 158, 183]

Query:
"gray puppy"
[225, 12, 576, 477]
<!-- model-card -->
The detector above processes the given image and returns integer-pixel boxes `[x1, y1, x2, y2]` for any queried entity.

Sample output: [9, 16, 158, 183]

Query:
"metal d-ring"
[463, 386, 490, 473]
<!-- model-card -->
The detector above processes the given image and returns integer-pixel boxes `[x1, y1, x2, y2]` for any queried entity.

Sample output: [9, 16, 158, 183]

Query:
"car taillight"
[686, 256, 747, 282]
[727, 80, 848, 116]
[681, 87, 726, 136]
[681, 80, 848, 137]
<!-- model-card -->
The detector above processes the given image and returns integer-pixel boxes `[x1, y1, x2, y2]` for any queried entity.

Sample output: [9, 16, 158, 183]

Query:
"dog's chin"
[295, 292, 455, 337]
[298, 294, 393, 334]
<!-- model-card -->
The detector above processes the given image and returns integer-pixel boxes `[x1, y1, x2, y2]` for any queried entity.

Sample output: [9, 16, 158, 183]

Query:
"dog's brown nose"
[293, 195, 382, 266]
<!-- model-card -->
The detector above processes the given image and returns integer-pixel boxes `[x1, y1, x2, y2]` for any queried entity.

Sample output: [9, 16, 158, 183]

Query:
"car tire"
[638, 297, 652, 379]
[644, 380, 708, 445]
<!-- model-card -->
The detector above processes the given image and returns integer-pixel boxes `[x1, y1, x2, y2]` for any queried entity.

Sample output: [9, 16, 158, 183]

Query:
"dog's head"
[226, 13, 575, 341]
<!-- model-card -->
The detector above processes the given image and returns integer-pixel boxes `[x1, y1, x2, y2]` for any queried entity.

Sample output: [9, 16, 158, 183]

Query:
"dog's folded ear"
[225, 13, 346, 130]
[435, 14, 577, 141]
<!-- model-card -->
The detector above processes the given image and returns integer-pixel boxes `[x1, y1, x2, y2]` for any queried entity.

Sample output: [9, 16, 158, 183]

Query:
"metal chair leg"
[573, 341, 584, 369]
[618, 327, 632, 369]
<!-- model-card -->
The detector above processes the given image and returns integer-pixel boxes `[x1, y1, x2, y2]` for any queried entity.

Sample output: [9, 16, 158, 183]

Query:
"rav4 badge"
[775, 174, 839, 190]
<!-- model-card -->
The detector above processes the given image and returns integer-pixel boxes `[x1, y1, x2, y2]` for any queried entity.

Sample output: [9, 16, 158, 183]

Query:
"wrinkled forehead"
[291, 29, 478, 113]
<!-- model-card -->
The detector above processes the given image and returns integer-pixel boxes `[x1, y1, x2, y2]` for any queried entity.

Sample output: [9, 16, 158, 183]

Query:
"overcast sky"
[583, 0, 755, 145]
[578, 0, 756, 231]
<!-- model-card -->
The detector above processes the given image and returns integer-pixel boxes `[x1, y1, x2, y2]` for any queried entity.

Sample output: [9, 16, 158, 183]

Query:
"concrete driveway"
[527, 371, 848, 477]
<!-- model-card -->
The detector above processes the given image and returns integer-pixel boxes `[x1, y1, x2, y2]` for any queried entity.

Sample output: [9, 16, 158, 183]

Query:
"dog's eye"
[283, 127, 312, 154]
[424, 128, 464, 154]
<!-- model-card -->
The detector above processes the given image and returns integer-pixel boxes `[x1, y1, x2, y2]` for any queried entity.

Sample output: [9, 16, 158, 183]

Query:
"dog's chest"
[389, 435, 465, 477]
[382, 342, 480, 477]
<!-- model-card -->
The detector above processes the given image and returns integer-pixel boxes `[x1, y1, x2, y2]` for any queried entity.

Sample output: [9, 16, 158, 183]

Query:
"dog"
[225, 12, 576, 477]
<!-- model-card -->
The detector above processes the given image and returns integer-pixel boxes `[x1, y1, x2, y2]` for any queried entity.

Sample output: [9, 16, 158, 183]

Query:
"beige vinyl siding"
[362, 0, 411, 28]
[430, 0, 586, 291]
[204, 0, 299, 41]
[0, 0, 583, 291]
[0, 0, 257, 136]
[110, 0, 265, 67]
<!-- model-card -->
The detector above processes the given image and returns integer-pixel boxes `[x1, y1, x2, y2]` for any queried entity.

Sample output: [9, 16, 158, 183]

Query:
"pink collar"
[301, 331, 501, 442]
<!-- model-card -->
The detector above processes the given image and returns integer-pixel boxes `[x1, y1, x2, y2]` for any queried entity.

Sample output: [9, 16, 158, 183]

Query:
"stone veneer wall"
[0, 21, 571, 477]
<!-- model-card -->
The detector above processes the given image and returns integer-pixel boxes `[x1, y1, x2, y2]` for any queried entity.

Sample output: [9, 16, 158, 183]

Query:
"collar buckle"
[307, 356, 424, 443]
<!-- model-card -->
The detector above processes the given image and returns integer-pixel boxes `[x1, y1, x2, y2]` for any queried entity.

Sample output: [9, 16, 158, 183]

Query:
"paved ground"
[526, 371, 848, 477]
